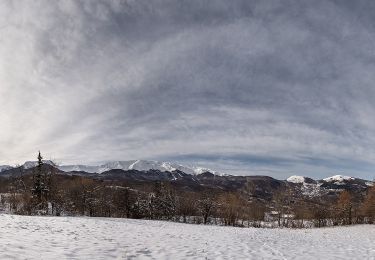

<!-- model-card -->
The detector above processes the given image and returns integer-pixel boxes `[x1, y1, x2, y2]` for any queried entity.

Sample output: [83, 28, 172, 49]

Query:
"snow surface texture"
[0, 214, 374, 260]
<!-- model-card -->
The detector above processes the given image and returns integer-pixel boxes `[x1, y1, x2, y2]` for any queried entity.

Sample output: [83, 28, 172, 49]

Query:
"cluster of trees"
[1, 153, 374, 228]
[1, 158, 266, 226]
[270, 188, 375, 228]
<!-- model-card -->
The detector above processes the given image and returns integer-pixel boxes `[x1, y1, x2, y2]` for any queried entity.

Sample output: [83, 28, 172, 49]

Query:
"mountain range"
[0, 159, 373, 200]
[0, 159, 373, 183]
[1, 160, 216, 175]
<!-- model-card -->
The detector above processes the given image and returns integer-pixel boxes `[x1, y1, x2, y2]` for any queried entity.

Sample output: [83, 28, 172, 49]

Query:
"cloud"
[1, 0, 375, 179]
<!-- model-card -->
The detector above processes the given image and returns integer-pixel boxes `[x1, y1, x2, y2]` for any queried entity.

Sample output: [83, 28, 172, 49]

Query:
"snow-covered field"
[0, 214, 374, 260]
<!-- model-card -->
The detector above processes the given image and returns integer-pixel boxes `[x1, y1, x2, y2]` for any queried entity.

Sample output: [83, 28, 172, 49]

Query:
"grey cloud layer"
[1, 0, 375, 179]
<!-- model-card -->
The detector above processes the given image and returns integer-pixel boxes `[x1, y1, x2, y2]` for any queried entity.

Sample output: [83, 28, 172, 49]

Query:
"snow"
[0, 165, 12, 172]
[301, 183, 325, 198]
[58, 164, 100, 173]
[193, 167, 219, 175]
[2, 159, 220, 176]
[286, 176, 325, 197]
[0, 214, 374, 259]
[58, 160, 217, 175]
[22, 160, 55, 169]
[287, 175, 306, 184]
[96, 160, 192, 174]
[323, 175, 355, 182]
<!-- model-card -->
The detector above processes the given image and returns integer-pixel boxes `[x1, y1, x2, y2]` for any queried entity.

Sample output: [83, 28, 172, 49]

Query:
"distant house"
[265, 211, 294, 222]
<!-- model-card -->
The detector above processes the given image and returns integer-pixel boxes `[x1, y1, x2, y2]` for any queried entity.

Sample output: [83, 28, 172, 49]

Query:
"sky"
[1, 0, 375, 179]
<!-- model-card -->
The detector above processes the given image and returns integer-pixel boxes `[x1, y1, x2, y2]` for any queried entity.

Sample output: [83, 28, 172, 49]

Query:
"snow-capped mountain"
[323, 175, 355, 183]
[58, 160, 217, 175]
[0, 165, 12, 172]
[286, 174, 373, 198]
[286, 174, 358, 184]
[22, 160, 56, 169]
[0, 160, 58, 172]
[286, 175, 316, 184]
[57, 164, 102, 173]
[286, 175, 321, 197]
[286, 175, 306, 184]
[0, 161, 372, 202]
[0, 159, 218, 176]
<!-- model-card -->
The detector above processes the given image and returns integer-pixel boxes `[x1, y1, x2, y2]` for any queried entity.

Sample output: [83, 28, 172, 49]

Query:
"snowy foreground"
[0, 215, 374, 260]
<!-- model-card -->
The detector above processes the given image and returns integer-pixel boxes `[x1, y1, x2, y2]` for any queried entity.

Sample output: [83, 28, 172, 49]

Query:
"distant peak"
[323, 175, 355, 182]
[286, 175, 306, 184]
[23, 160, 55, 169]
[57, 160, 218, 176]
[0, 165, 12, 172]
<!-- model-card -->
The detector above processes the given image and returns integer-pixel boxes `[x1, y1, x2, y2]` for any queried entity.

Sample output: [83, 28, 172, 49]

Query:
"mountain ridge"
[0, 160, 373, 184]
[0, 160, 373, 202]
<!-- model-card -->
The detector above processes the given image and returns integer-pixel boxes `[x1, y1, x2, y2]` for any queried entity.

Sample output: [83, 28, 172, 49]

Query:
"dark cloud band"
[1, 0, 375, 179]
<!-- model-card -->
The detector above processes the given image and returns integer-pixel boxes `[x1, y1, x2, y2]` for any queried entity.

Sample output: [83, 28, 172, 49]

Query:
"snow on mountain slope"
[98, 161, 134, 173]
[287, 175, 306, 184]
[0, 165, 12, 172]
[0, 214, 374, 259]
[193, 167, 219, 175]
[58, 160, 216, 175]
[58, 165, 102, 173]
[122, 160, 192, 174]
[22, 160, 55, 169]
[287, 175, 323, 197]
[1, 159, 217, 176]
[323, 175, 355, 182]
[98, 160, 189, 174]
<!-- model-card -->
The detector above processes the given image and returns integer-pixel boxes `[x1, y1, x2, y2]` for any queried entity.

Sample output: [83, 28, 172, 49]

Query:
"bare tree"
[219, 193, 242, 226]
[337, 191, 353, 225]
[361, 186, 375, 223]
[177, 192, 197, 223]
[197, 192, 217, 224]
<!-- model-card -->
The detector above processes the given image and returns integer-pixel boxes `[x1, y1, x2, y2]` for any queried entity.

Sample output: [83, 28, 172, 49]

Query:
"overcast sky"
[1, 0, 375, 179]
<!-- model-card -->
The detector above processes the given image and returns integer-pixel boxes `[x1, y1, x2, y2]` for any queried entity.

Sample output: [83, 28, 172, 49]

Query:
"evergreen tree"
[31, 151, 51, 213]
[32, 151, 44, 202]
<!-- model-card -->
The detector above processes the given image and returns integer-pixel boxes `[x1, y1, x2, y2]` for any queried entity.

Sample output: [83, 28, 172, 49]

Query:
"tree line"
[1, 153, 374, 228]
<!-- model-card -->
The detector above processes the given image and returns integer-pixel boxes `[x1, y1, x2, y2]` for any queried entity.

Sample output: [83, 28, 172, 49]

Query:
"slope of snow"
[97, 161, 135, 173]
[58, 165, 101, 173]
[22, 160, 55, 169]
[96, 160, 192, 174]
[0, 214, 374, 259]
[287, 175, 306, 184]
[193, 167, 219, 175]
[0, 165, 12, 172]
[124, 160, 185, 173]
[58, 160, 217, 175]
[286, 176, 324, 197]
[301, 183, 325, 197]
[323, 175, 355, 182]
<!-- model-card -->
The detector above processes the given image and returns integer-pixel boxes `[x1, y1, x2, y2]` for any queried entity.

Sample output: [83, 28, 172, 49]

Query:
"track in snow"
[0, 214, 374, 259]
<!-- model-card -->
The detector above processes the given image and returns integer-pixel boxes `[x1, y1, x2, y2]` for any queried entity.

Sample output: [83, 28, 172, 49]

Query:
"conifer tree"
[32, 151, 44, 202]
[31, 151, 52, 213]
